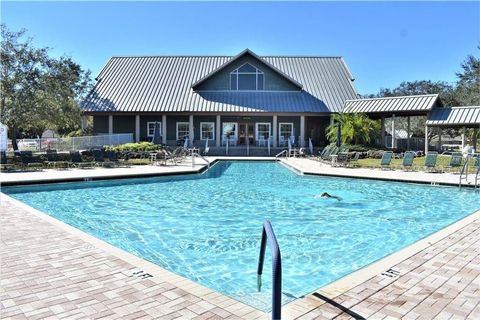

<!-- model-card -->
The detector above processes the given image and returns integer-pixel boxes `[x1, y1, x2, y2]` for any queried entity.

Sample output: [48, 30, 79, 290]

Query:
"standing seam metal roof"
[82, 54, 358, 114]
[426, 106, 480, 126]
[343, 94, 440, 114]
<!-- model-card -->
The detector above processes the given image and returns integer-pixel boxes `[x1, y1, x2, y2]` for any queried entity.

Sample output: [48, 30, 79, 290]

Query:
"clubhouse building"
[81, 49, 480, 153]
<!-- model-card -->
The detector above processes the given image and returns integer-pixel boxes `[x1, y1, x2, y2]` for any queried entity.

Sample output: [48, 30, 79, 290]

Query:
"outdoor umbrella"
[183, 136, 189, 149]
[309, 138, 314, 155]
[152, 122, 162, 145]
[336, 124, 342, 147]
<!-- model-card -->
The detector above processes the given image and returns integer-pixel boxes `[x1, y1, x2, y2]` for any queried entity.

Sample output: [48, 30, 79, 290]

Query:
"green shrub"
[125, 158, 151, 165]
[105, 142, 159, 152]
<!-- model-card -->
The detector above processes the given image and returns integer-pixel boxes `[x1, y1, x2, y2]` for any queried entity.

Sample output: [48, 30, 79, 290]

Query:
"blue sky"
[2, 1, 479, 94]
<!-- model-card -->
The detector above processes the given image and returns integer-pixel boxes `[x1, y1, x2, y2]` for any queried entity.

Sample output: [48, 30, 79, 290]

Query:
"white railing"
[13, 133, 134, 152]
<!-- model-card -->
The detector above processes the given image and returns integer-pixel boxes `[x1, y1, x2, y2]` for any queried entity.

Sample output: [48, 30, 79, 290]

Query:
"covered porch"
[91, 113, 331, 150]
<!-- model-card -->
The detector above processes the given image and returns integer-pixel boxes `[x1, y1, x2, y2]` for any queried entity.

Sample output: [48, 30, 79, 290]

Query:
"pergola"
[343, 94, 442, 151]
[426, 106, 480, 153]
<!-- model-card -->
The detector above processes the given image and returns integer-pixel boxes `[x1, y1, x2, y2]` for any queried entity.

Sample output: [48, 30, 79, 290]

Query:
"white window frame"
[147, 121, 161, 138]
[176, 122, 190, 140]
[222, 122, 238, 140]
[200, 122, 215, 140]
[279, 122, 294, 140]
[230, 63, 265, 91]
[255, 122, 271, 141]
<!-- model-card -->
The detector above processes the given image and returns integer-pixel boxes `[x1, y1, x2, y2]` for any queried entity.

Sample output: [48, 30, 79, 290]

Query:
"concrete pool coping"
[2, 158, 479, 318]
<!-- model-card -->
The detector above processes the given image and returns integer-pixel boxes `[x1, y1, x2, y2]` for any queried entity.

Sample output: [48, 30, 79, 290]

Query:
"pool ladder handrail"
[257, 220, 282, 320]
[275, 150, 288, 160]
[192, 152, 210, 170]
[459, 160, 469, 188]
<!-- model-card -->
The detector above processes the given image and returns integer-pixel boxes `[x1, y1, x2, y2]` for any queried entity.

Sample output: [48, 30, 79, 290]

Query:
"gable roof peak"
[191, 48, 303, 90]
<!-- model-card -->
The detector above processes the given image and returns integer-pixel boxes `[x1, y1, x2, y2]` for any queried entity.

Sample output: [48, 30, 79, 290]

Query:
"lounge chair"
[0, 151, 14, 172]
[346, 152, 360, 168]
[379, 151, 393, 169]
[400, 151, 415, 170]
[334, 152, 349, 167]
[106, 150, 128, 167]
[444, 152, 463, 173]
[45, 149, 69, 168]
[69, 151, 95, 168]
[92, 149, 115, 167]
[423, 152, 439, 172]
[19, 151, 43, 170]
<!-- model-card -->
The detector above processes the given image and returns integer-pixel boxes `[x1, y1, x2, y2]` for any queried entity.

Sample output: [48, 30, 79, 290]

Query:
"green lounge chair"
[19, 151, 43, 170]
[92, 149, 115, 167]
[400, 151, 415, 170]
[380, 151, 393, 169]
[45, 149, 69, 168]
[445, 152, 463, 173]
[317, 145, 331, 161]
[423, 152, 439, 172]
[346, 152, 360, 168]
[70, 151, 95, 168]
[1, 151, 14, 172]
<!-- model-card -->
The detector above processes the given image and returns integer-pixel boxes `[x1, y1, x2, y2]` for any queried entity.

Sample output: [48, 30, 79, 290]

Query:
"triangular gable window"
[230, 63, 264, 90]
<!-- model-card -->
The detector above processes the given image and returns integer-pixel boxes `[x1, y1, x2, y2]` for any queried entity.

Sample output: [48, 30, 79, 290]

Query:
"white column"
[80, 116, 87, 130]
[135, 115, 140, 142]
[162, 115, 167, 145]
[108, 115, 113, 134]
[425, 125, 429, 154]
[380, 117, 385, 147]
[272, 115, 278, 148]
[391, 114, 396, 148]
[407, 116, 411, 150]
[300, 115, 305, 147]
[461, 126, 466, 149]
[189, 115, 194, 146]
[216, 115, 221, 147]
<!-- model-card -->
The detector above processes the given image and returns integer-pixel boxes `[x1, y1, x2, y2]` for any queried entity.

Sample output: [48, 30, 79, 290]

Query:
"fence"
[13, 133, 134, 152]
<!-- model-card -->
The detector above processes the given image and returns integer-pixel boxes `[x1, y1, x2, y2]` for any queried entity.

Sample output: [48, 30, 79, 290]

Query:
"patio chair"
[106, 150, 129, 167]
[423, 152, 439, 172]
[44, 149, 69, 169]
[346, 152, 360, 168]
[444, 152, 463, 173]
[379, 151, 393, 169]
[19, 151, 43, 170]
[400, 151, 415, 171]
[92, 149, 115, 167]
[0, 151, 14, 172]
[334, 152, 349, 167]
[69, 151, 95, 169]
[317, 145, 331, 161]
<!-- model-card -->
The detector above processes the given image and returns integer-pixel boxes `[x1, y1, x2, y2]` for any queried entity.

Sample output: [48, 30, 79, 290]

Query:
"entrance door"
[238, 123, 255, 145]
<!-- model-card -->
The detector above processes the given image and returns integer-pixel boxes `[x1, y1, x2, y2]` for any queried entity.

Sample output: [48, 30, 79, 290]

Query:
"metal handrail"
[459, 156, 470, 187]
[193, 153, 210, 169]
[257, 220, 282, 320]
[275, 150, 288, 160]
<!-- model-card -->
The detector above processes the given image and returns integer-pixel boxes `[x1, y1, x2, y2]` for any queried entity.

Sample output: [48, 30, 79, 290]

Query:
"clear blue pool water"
[4, 161, 480, 311]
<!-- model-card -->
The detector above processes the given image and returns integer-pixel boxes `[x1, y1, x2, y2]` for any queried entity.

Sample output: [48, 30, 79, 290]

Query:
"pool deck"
[1, 158, 479, 319]
[280, 157, 478, 187]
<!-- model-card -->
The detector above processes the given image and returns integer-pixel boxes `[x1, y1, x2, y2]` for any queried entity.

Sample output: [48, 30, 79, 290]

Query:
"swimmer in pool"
[315, 192, 342, 201]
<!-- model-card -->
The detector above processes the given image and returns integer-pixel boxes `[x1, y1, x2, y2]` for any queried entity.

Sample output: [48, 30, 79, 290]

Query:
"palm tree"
[326, 113, 379, 145]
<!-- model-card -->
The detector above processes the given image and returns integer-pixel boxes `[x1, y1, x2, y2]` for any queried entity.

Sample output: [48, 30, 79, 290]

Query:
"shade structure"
[336, 125, 342, 147]
[152, 122, 162, 145]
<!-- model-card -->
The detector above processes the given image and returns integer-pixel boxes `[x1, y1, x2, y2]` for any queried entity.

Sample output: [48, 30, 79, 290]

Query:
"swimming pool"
[4, 161, 480, 311]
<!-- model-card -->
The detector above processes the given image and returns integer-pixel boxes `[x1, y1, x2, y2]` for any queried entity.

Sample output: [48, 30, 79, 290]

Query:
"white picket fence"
[13, 133, 134, 152]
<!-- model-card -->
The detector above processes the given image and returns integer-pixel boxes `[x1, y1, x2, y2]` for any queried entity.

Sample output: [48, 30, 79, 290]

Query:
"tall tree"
[455, 47, 480, 106]
[0, 24, 91, 150]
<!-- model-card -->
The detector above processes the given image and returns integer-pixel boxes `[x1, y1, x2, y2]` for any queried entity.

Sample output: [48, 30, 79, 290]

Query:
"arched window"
[230, 63, 264, 90]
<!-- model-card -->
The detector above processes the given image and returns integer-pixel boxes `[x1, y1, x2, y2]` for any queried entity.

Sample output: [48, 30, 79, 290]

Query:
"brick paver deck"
[284, 219, 480, 320]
